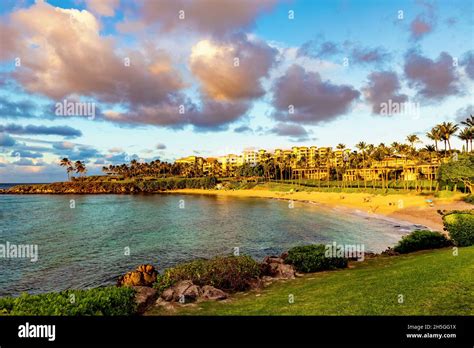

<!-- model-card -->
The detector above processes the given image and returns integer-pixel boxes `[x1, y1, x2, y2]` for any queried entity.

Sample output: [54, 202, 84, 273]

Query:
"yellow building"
[217, 154, 243, 173]
[175, 156, 204, 166]
[242, 150, 258, 166]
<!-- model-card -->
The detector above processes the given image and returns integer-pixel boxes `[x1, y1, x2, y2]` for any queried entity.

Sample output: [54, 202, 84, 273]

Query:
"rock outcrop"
[160, 281, 227, 303]
[260, 256, 296, 279]
[133, 286, 158, 314]
[117, 264, 158, 287]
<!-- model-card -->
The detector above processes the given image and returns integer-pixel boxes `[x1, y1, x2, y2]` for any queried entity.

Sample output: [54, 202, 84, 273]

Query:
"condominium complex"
[175, 146, 340, 175]
[174, 144, 445, 182]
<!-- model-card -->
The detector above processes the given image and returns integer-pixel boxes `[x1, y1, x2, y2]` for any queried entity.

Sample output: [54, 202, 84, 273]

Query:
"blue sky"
[0, 0, 473, 182]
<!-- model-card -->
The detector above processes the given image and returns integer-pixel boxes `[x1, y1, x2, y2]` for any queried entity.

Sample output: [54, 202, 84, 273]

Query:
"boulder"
[161, 287, 175, 302]
[201, 285, 228, 300]
[260, 257, 295, 279]
[160, 280, 201, 303]
[117, 264, 158, 287]
[132, 286, 157, 314]
[381, 247, 399, 256]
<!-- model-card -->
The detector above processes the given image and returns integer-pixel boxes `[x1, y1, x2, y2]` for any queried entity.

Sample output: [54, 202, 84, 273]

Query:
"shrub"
[154, 255, 261, 293]
[393, 230, 452, 254]
[464, 195, 474, 205]
[284, 244, 348, 273]
[0, 287, 136, 316]
[443, 211, 474, 247]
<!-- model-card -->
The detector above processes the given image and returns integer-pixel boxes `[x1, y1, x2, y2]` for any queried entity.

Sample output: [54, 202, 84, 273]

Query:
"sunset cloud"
[190, 35, 277, 101]
[1, 1, 186, 117]
[84, 0, 120, 17]
[0, 124, 82, 138]
[404, 51, 460, 100]
[140, 0, 278, 37]
[362, 71, 408, 114]
[270, 64, 360, 124]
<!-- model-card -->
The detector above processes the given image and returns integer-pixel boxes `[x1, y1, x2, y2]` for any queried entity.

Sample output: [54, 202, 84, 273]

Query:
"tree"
[458, 128, 473, 153]
[439, 155, 474, 193]
[460, 114, 474, 128]
[438, 122, 459, 152]
[406, 134, 421, 149]
[460, 115, 473, 152]
[426, 127, 442, 152]
[59, 158, 73, 181]
[74, 161, 87, 178]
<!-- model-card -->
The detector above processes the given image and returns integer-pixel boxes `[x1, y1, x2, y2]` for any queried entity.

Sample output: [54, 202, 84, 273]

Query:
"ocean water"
[0, 194, 418, 296]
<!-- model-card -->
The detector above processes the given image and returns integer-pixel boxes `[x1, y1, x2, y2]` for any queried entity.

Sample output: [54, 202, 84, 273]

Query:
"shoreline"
[168, 188, 472, 232]
[2, 182, 471, 231]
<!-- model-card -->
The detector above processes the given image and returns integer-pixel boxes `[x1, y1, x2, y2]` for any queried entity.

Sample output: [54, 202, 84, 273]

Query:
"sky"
[0, 0, 473, 183]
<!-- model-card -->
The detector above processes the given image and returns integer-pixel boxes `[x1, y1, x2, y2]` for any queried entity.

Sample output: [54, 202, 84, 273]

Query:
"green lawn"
[148, 246, 474, 316]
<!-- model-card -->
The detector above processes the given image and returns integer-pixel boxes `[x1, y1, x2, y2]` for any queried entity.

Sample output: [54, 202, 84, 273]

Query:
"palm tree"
[59, 157, 73, 181]
[336, 143, 346, 150]
[355, 141, 368, 188]
[438, 122, 459, 152]
[460, 114, 473, 152]
[74, 161, 87, 178]
[458, 127, 473, 152]
[460, 114, 474, 128]
[406, 134, 421, 149]
[426, 127, 442, 152]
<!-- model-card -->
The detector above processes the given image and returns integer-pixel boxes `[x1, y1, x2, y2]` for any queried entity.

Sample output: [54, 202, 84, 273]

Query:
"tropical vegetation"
[154, 255, 261, 293]
[392, 230, 452, 254]
[442, 210, 474, 247]
[0, 287, 136, 316]
[284, 244, 348, 273]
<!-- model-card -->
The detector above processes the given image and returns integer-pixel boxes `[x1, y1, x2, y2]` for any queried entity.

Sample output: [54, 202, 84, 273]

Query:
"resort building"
[217, 154, 243, 173]
[242, 150, 258, 166]
[175, 156, 205, 167]
[203, 158, 220, 175]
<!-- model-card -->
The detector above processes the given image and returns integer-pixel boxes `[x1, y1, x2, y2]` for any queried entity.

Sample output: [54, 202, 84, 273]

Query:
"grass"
[147, 246, 474, 316]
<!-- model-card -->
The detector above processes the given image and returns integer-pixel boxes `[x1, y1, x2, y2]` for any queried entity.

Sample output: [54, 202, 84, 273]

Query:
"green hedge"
[284, 244, 348, 273]
[443, 211, 474, 247]
[154, 255, 261, 293]
[0, 287, 136, 316]
[393, 230, 452, 254]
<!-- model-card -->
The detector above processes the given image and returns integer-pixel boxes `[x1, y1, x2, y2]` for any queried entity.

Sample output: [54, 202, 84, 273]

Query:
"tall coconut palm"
[59, 157, 73, 181]
[74, 161, 87, 178]
[458, 127, 473, 152]
[460, 114, 474, 128]
[406, 134, 421, 149]
[438, 122, 459, 152]
[426, 127, 442, 152]
[460, 115, 473, 152]
[356, 141, 367, 164]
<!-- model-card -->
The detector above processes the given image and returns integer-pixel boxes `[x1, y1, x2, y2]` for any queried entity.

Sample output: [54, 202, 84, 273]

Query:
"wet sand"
[170, 188, 472, 232]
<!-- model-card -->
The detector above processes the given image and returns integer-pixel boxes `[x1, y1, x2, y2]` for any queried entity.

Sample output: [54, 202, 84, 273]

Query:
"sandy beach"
[170, 188, 472, 232]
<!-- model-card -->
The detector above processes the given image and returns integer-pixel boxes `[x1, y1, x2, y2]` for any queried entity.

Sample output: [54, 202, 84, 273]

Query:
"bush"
[464, 195, 474, 204]
[0, 287, 136, 316]
[393, 230, 452, 254]
[443, 211, 474, 247]
[284, 244, 348, 273]
[154, 255, 261, 293]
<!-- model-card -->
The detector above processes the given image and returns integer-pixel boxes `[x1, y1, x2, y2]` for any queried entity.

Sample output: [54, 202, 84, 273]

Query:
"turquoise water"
[0, 194, 418, 296]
